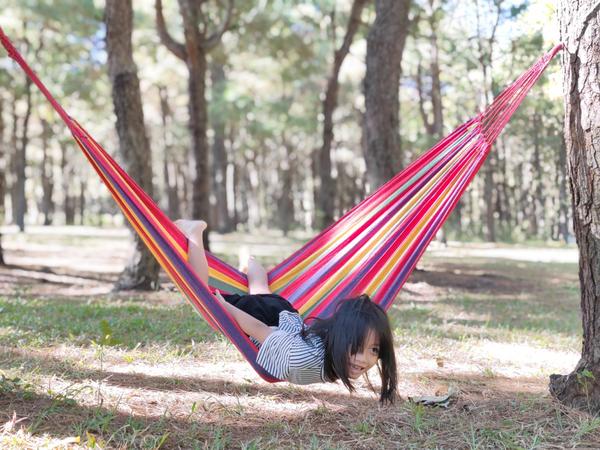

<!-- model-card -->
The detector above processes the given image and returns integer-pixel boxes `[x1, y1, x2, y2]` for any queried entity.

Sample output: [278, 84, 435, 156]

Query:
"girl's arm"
[214, 290, 274, 344]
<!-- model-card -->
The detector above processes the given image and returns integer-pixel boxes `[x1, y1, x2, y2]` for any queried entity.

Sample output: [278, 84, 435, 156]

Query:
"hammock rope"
[0, 27, 561, 381]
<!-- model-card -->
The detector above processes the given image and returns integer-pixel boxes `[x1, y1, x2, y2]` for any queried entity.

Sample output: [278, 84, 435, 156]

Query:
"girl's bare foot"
[175, 219, 207, 245]
[175, 219, 209, 284]
[247, 256, 271, 294]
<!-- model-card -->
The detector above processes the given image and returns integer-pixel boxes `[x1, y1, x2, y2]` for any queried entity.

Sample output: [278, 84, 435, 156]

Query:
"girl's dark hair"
[304, 294, 397, 404]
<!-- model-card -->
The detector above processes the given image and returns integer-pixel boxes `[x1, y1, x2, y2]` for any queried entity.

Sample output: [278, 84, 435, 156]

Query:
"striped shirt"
[256, 311, 326, 384]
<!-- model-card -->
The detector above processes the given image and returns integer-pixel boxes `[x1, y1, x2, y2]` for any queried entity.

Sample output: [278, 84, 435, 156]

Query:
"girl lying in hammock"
[176, 219, 398, 404]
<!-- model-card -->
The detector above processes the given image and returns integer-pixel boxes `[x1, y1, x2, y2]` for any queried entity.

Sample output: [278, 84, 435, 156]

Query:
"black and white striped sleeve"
[256, 312, 325, 384]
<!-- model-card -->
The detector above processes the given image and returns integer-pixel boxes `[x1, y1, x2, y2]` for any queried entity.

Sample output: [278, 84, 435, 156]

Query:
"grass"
[0, 228, 597, 449]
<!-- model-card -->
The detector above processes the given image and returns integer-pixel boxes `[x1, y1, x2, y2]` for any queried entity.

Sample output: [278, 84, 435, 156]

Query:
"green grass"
[0, 232, 594, 449]
[0, 296, 216, 349]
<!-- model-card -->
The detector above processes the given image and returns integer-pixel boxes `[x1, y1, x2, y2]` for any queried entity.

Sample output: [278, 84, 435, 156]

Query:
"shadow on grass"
[2, 353, 598, 450]
[389, 293, 580, 342]
[407, 267, 533, 295]
[0, 347, 364, 405]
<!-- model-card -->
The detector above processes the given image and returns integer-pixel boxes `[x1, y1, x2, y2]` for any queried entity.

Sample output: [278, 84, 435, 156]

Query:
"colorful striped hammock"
[0, 28, 561, 382]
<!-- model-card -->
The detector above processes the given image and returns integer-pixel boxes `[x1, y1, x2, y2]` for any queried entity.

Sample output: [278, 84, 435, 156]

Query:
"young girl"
[176, 219, 398, 403]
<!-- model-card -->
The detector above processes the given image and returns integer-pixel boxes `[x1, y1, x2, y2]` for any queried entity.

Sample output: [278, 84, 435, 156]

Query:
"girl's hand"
[214, 289, 226, 304]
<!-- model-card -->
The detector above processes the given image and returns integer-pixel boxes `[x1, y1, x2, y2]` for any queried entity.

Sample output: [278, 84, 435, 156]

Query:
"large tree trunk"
[549, 0, 600, 412]
[316, 0, 368, 229]
[364, 0, 411, 191]
[106, 0, 160, 290]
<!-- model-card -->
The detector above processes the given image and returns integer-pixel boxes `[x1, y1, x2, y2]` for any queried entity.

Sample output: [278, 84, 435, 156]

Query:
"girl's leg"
[247, 256, 272, 295]
[175, 219, 209, 285]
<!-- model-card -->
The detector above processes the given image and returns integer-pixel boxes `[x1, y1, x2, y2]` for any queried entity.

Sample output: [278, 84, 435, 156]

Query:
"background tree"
[105, 0, 160, 290]
[155, 0, 234, 249]
[549, 0, 600, 411]
[316, 0, 369, 229]
[364, 0, 412, 191]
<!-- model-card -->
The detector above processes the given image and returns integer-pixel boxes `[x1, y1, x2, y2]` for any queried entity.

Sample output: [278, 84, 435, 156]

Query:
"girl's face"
[347, 329, 380, 379]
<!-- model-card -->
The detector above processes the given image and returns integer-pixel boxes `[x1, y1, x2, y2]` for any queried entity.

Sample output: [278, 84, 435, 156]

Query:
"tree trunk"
[40, 119, 54, 226]
[158, 85, 180, 219]
[79, 178, 86, 225]
[14, 76, 32, 232]
[155, 0, 234, 249]
[0, 95, 6, 264]
[549, 0, 600, 412]
[278, 136, 295, 236]
[210, 61, 232, 232]
[316, 0, 368, 229]
[9, 96, 18, 227]
[106, 0, 160, 290]
[364, 0, 411, 191]
[61, 145, 75, 225]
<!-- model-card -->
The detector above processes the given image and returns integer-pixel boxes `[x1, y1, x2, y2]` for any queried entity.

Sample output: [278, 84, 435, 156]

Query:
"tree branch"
[204, 0, 235, 51]
[155, 0, 187, 61]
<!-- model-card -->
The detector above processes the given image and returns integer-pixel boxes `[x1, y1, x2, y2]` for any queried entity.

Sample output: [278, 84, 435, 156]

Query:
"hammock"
[0, 28, 561, 382]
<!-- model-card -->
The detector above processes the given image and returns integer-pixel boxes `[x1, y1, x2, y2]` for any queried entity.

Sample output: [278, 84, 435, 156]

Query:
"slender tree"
[550, 0, 600, 411]
[14, 66, 32, 232]
[157, 85, 181, 220]
[105, 0, 160, 290]
[416, 0, 444, 140]
[316, 0, 369, 229]
[363, 0, 412, 191]
[0, 94, 5, 264]
[210, 58, 232, 232]
[155, 0, 234, 249]
[40, 119, 54, 225]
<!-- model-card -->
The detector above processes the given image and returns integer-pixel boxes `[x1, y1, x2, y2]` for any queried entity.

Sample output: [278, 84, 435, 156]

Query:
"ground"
[0, 226, 597, 449]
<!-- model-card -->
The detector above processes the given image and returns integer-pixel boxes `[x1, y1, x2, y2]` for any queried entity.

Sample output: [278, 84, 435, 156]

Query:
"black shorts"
[221, 293, 297, 327]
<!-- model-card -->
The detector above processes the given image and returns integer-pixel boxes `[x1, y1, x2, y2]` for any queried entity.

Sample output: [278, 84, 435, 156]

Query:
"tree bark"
[364, 0, 411, 191]
[549, 0, 600, 412]
[556, 129, 570, 242]
[106, 0, 160, 290]
[316, 0, 369, 229]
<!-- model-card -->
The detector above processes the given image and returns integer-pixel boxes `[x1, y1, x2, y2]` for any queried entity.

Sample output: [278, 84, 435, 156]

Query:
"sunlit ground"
[0, 226, 596, 449]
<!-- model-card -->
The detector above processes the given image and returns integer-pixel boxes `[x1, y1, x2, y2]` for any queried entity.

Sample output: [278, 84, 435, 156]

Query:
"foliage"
[0, 0, 567, 238]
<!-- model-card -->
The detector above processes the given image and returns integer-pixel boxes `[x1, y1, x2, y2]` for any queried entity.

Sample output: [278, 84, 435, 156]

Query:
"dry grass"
[0, 226, 597, 449]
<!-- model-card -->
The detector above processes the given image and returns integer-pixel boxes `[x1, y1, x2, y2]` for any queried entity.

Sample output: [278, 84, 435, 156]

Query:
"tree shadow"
[406, 267, 535, 296]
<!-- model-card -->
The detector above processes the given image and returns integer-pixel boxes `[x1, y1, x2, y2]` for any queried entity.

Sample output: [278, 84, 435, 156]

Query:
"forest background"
[0, 0, 567, 248]
[2, 1, 598, 448]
